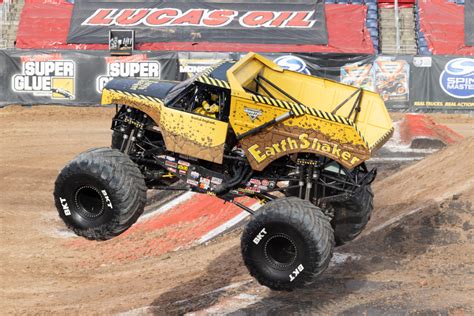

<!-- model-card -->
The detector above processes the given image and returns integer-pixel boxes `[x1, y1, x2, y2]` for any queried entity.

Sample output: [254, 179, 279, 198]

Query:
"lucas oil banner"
[0, 50, 181, 106]
[67, 0, 328, 46]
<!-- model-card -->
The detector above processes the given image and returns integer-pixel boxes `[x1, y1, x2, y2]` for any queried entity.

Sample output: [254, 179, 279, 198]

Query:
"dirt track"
[0, 106, 473, 315]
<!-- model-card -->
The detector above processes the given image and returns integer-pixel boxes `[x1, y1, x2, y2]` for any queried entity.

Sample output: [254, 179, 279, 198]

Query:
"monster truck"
[54, 53, 393, 291]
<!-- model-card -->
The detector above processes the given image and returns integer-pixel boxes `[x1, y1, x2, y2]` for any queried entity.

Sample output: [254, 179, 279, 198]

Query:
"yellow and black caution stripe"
[351, 124, 370, 149]
[250, 93, 372, 149]
[197, 75, 231, 89]
[104, 88, 164, 105]
[251, 94, 350, 124]
[370, 127, 394, 151]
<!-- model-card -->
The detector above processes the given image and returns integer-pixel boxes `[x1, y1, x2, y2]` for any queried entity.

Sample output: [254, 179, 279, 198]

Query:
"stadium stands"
[0, 0, 23, 48]
[416, 0, 473, 55]
[15, 0, 374, 54]
[6, 0, 474, 55]
[379, 4, 417, 54]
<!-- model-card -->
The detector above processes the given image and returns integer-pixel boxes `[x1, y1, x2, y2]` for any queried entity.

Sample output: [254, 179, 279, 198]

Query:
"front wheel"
[241, 197, 334, 291]
[53, 148, 147, 240]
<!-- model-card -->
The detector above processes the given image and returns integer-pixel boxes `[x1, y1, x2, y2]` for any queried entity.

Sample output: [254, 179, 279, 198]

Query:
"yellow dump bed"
[226, 53, 393, 170]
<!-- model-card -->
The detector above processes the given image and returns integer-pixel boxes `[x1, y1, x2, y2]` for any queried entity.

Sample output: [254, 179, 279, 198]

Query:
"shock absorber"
[305, 164, 314, 201]
[297, 165, 305, 199]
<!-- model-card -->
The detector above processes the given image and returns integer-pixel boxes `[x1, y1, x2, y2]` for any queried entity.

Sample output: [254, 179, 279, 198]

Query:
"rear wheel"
[54, 148, 147, 240]
[284, 161, 374, 247]
[331, 185, 374, 245]
[241, 197, 334, 291]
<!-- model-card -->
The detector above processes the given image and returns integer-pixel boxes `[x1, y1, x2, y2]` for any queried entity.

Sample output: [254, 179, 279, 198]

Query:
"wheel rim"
[74, 186, 105, 219]
[264, 234, 297, 268]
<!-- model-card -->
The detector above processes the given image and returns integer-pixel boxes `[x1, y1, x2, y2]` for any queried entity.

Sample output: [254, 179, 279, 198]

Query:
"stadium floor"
[0, 105, 473, 314]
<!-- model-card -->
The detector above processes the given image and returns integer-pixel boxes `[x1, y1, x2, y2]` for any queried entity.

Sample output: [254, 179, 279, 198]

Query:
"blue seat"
[325, 0, 336, 3]
[457, 0, 465, 4]
[364, 0, 377, 3]
[418, 37, 428, 46]
[366, 20, 378, 28]
[337, 0, 349, 3]
[351, 0, 364, 4]
[367, 3, 378, 11]
[369, 29, 379, 37]
[367, 11, 378, 19]
[419, 47, 432, 55]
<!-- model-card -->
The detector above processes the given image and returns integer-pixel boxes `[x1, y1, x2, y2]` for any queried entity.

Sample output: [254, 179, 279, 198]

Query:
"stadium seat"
[367, 11, 378, 20]
[369, 28, 378, 37]
[419, 46, 432, 55]
[366, 20, 378, 28]
[371, 37, 379, 45]
[418, 37, 428, 46]
[336, 0, 349, 3]
[456, 0, 465, 4]
[351, 0, 364, 4]
[367, 3, 378, 11]
[364, 0, 377, 3]
[325, 0, 336, 3]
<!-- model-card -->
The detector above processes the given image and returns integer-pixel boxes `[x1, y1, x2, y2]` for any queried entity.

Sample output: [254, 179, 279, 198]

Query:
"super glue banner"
[0, 50, 181, 106]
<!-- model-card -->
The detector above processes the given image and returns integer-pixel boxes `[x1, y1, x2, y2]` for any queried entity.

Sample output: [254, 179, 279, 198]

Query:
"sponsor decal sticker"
[199, 177, 211, 190]
[439, 58, 474, 99]
[165, 161, 178, 168]
[187, 179, 199, 186]
[244, 107, 263, 122]
[177, 160, 190, 167]
[167, 167, 177, 173]
[211, 177, 223, 185]
[178, 164, 188, 171]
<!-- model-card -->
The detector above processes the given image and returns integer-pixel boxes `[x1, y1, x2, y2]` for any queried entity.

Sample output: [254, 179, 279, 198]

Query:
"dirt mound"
[369, 137, 474, 230]
[198, 196, 472, 315]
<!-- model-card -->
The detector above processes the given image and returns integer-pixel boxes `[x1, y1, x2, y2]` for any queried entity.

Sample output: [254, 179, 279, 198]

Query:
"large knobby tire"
[331, 185, 374, 246]
[241, 197, 334, 291]
[53, 148, 147, 240]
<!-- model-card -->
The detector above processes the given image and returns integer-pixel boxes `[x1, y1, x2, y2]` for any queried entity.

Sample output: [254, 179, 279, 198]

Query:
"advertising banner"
[1, 50, 472, 111]
[178, 52, 235, 78]
[465, 0, 474, 46]
[340, 64, 375, 92]
[0, 50, 181, 106]
[67, 0, 328, 46]
[411, 56, 474, 109]
[374, 56, 410, 105]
